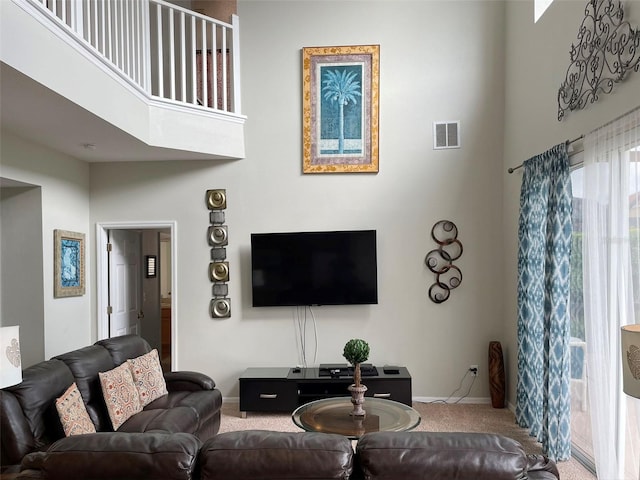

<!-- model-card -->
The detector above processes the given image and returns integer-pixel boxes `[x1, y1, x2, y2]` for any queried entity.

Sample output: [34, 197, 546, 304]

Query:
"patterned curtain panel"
[516, 143, 572, 461]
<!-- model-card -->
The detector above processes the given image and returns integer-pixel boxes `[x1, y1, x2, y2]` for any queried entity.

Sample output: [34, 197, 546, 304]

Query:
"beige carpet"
[219, 401, 595, 480]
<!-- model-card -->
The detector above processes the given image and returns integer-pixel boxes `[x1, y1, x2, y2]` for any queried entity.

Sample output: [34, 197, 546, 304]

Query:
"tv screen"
[251, 230, 378, 307]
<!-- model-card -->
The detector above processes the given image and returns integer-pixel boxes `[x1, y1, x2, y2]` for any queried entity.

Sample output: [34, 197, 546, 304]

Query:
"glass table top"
[292, 397, 421, 439]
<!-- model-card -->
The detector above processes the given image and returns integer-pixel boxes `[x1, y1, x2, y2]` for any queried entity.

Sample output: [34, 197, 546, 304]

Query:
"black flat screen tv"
[251, 230, 378, 307]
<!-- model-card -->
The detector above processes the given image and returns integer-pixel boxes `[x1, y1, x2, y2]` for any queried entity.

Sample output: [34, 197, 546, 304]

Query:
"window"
[570, 124, 640, 478]
[534, 0, 554, 22]
[569, 165, 595, 471]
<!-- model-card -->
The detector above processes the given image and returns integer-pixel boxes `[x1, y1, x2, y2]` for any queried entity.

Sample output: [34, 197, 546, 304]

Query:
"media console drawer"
[239, 366, 412, 415]
[239, 368, 298, 413]
[240, 379, 298, 412]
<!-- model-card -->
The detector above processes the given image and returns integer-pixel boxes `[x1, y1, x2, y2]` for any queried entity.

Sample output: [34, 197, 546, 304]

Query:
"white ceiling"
[0, 63, 226, 163]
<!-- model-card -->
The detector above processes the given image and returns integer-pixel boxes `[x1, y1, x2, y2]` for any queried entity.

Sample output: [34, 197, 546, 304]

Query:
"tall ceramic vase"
[488, 341, 506, 408]
[348, 384, 367, 416]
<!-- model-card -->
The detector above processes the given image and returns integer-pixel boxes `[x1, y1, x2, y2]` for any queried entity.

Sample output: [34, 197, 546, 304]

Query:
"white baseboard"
[412, 396, 491, 405]
[221, 396, 493, 406]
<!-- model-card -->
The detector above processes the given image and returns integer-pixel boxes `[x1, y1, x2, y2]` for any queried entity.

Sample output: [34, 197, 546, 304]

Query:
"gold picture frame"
[54, 230, 86, 298]
[302, 45, 380, 173]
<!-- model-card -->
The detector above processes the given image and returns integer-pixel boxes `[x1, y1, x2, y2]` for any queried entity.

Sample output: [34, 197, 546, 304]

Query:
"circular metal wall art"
[425, 220, 463, 304]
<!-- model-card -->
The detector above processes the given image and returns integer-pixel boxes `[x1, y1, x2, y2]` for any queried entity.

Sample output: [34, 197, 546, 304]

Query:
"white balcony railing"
[26, 0, 241, 115]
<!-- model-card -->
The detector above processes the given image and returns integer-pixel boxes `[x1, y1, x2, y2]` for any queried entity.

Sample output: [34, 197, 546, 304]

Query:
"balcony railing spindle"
[179, 11, 186, 103]
[168, 8, 175, 101]
[24, 0, 240, 114]
[156, 3, 163, 98]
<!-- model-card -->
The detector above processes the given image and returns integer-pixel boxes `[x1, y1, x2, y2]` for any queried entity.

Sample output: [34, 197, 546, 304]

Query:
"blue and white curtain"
[516, 143, 572, 461]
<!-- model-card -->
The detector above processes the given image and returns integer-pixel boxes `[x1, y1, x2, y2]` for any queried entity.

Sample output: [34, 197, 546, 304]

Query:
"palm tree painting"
[302, 45, 379, 173]
[320, 65, 363, 155]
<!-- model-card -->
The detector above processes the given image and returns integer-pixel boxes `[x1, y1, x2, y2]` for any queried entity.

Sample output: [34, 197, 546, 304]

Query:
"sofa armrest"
[164, 371, 216, 391]
[527, 453, 561, 480]
[1, 390, 36, 466]
[29, 432, 201, 480]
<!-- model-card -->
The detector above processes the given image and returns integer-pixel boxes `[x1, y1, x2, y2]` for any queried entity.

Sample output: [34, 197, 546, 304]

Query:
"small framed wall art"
[54, 229, 86, 298]
[302, 44, 380, 173]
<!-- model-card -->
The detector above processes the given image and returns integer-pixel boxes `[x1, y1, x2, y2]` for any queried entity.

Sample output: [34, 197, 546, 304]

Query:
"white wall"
[0, 130, 92, 358]
[1, 182, 45, 367]
[90, 0, 507, 400]
[502, 0, 640, 403]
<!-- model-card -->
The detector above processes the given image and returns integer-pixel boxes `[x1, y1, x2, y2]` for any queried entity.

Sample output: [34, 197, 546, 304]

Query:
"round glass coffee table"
[292, 397, 421, 439]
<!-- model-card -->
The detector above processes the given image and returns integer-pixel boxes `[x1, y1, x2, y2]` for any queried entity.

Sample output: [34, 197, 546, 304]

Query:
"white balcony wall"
[0, 0, 245, 160]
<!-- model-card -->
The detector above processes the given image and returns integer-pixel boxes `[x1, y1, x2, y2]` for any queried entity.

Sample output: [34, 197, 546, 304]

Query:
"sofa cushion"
[199, 430, 354, 480]
[127, 349, 167, 406]
[117, 406, 199, 435]
[356, 432, 528, 480]
[99, 363, 142, 430]
[39, 432, 201, 480]
[55, 383, 96, 436]
[96, 335, 151, 367]
[54, 345, 115, 432]
[148, 390, 221, 419]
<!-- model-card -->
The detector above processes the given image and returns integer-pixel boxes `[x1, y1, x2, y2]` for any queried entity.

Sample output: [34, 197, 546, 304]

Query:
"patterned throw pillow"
[55, 382, 96, 436]
[127, 349, 168, 407]
[99, 362, 142, 430]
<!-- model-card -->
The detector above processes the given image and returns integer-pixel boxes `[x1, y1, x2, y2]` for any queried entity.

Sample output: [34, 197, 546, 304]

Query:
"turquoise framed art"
[54, 229, 86, 298]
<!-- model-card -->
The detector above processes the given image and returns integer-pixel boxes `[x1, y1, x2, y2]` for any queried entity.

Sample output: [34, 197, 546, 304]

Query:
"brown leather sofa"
[0, 335, 222, 473]
[15, 430, 560, 479]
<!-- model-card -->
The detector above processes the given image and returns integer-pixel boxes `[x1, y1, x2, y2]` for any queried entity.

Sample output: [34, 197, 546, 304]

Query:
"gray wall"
[89, 0, 507, 400]
[1, 132, 91, 359]
[1, 182, 45, 367]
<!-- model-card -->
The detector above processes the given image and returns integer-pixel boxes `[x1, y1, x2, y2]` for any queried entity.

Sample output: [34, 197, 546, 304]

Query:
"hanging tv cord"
[294, 306, 318, 368]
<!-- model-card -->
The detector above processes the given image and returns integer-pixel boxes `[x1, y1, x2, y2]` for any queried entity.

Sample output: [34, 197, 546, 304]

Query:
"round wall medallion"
[431, 220, 458, 245]
[208, 226, 228, 246]
[428, 282, 450, 304]
[210, 298, 231, 318]
[209, 262, 230, 282]
[206, 189, 227, 210]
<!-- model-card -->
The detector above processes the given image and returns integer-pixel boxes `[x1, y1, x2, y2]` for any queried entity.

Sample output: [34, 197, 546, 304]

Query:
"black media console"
[239, 365, 412, 417]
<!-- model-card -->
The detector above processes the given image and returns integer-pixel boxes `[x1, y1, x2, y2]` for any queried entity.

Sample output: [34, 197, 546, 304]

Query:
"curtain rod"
[507, 135, 584, 174]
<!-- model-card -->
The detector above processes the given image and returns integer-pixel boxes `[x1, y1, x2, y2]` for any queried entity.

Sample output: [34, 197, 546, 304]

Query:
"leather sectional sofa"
[0, 334, 222, 472]
[2, 335, 560, 479]
[15, 429, 560, 479]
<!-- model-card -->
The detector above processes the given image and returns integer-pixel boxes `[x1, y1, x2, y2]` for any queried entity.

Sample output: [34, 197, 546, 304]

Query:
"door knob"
[137, 311, 145, 320]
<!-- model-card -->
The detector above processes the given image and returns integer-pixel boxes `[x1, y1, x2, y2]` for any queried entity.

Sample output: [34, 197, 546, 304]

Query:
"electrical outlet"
[469, 365, 478, 376]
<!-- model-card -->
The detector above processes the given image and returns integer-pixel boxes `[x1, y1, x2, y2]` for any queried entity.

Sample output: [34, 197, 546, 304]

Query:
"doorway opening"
[96, 221, 177, 371]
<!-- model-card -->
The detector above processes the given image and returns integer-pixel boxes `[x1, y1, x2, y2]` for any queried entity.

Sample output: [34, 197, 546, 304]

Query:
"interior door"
[108, 230, 142, 337]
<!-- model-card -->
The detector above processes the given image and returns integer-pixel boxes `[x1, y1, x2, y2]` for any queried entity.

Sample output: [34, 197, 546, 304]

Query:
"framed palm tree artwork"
[302, 45, 379, 173]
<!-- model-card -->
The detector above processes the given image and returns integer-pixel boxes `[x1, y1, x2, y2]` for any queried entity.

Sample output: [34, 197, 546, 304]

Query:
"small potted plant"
[343, 338, 370, 416]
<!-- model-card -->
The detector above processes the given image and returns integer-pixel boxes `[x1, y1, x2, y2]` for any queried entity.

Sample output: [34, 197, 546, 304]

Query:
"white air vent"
[433, 121, 460, 150]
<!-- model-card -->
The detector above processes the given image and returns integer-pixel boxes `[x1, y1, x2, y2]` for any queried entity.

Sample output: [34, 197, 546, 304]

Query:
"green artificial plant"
[343, 338, 370, 387]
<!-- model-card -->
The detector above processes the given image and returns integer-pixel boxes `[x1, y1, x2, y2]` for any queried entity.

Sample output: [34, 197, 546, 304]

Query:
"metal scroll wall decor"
[557, 0, 640, 120]
[206, 189, 231, 318]
[425, 220, 463, 304]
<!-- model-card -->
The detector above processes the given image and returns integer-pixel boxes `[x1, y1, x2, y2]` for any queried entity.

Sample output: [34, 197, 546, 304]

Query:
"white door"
[109, 230, 142, 337]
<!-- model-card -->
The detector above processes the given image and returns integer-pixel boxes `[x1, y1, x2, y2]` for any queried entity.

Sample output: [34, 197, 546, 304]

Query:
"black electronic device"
[250, 230, 378, 307]
[383, 366, 400, 374]
[318, 363, 378, 377]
